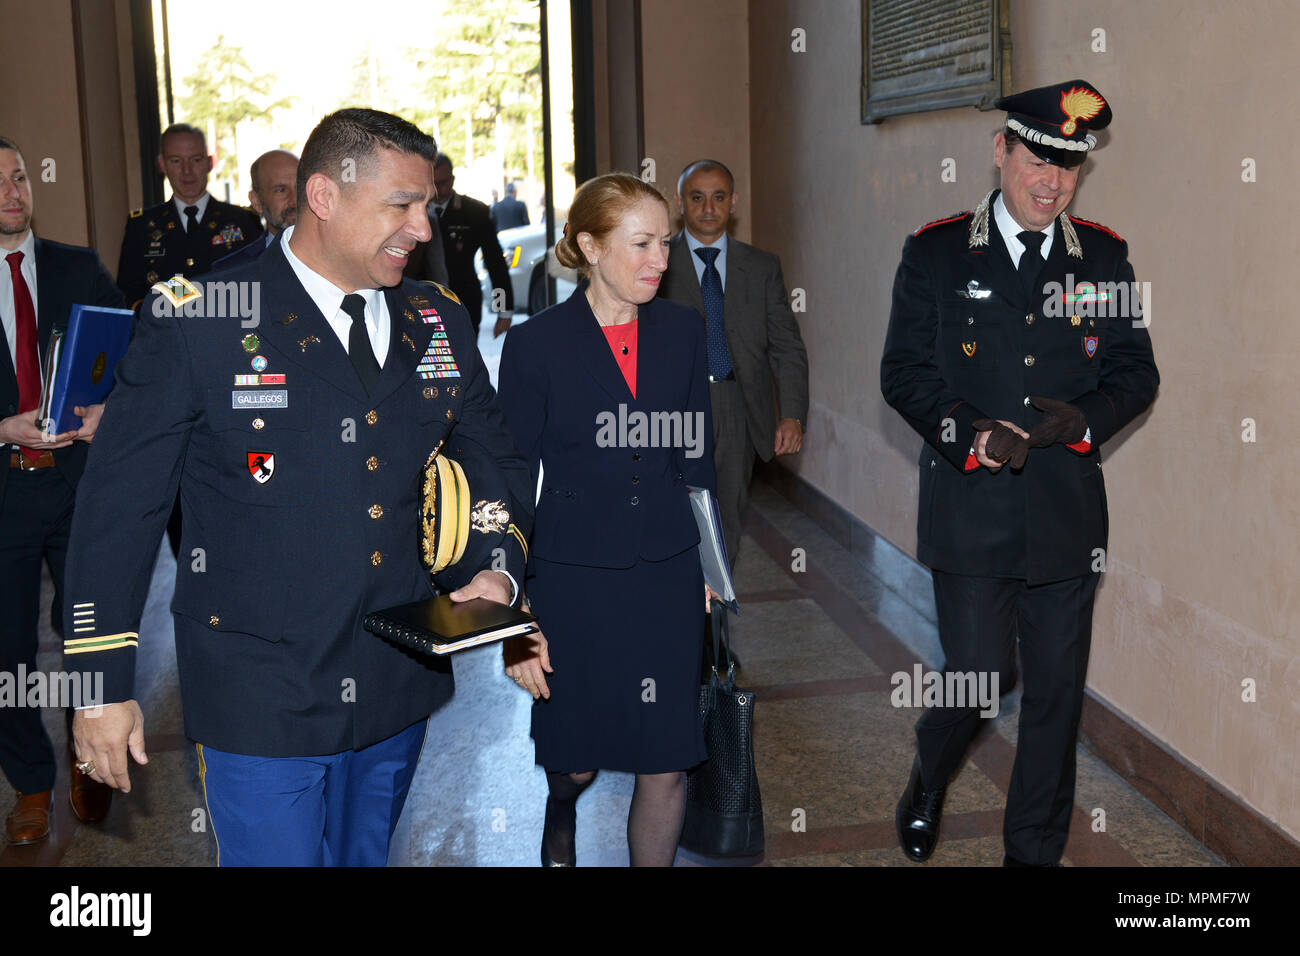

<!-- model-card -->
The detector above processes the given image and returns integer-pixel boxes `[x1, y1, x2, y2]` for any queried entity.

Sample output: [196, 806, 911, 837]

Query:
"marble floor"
[0, 474, 1222, 867]
[1, 311, 1223, 867]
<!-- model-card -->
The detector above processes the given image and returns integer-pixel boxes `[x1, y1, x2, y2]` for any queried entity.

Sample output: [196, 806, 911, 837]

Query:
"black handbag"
[679, 601, 764, 858]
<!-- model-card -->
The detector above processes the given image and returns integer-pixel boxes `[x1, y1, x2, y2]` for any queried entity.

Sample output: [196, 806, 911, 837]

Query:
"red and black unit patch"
[247, 452, 275, 484]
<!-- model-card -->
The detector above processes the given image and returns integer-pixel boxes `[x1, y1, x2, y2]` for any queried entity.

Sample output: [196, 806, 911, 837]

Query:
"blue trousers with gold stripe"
[197, 718, 428, 866]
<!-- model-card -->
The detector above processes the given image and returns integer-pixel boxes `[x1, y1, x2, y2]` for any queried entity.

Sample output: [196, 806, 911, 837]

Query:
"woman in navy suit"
[498, 172, 716, 866]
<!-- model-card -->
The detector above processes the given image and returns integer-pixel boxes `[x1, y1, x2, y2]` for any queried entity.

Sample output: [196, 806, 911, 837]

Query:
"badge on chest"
[247, 452, 275, 484]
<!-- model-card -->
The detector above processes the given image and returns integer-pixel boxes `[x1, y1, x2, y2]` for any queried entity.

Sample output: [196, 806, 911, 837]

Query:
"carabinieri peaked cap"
[995, 79, 1112, 168]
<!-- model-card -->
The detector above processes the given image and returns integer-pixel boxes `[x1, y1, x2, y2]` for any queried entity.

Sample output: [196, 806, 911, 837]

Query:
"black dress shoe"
[896, 757, 946, 862]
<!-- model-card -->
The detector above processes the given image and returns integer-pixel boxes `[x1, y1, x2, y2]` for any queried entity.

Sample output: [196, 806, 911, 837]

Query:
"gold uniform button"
[371, 551, 383, 566]
[445, 408, 454, 421]
[1024, 355, 1035, 367]
[423, 386, 438, 399]
[366, 456, 379, 472]
[966, 316, 974, 325]
[1025, 313, 1035, 325]
[369, 504, 384, 519]
[185, 258, 195, 268]
[252, 417, 265, 429]
[209, 615, 220, 627]
[365, 410, 378, 426]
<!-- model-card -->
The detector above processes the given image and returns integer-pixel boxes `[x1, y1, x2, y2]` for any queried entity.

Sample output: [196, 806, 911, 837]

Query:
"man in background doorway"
[213, 149, 298, 271]
[116, 123, 262, 310]
[415, 153, 514, 337]
[491, 182, 530, 231]
[658, 159, 808, 570]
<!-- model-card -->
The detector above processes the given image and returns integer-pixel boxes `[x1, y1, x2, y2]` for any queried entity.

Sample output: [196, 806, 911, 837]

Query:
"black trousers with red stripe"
[915, 569, 1100, 864]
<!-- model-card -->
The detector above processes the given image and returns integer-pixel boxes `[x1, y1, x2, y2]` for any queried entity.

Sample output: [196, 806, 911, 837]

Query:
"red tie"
[6, 251, 42, 464]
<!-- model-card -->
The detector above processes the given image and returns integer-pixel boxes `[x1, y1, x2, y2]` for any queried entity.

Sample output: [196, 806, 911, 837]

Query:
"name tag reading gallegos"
[231, 389, 289, 409]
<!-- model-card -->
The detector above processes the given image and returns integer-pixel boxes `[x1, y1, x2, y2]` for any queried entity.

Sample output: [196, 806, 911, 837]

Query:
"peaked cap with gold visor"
[419, 439, 527, 594]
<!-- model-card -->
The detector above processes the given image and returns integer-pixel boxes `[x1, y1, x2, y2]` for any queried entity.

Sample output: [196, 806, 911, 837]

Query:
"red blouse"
[600, 319, 638, 398]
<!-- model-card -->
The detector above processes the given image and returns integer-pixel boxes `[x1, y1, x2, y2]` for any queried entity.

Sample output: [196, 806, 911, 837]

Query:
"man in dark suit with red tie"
[0, 136, 122, 844]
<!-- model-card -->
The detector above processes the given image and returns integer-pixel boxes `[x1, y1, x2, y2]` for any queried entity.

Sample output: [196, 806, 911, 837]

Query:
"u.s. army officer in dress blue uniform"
[63, 109, 531, 866]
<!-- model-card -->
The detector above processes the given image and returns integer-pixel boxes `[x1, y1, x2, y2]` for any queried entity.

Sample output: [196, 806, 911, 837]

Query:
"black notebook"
[364, 595, 538, 656]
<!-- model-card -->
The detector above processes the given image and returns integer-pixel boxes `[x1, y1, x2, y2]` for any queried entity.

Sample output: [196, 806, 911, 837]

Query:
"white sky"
[158, 0, 570, 208]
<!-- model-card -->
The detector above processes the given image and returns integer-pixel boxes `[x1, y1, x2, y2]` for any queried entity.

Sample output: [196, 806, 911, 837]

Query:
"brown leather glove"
[1026, 396, 1087, 447]
[972, 419, 1029, 469]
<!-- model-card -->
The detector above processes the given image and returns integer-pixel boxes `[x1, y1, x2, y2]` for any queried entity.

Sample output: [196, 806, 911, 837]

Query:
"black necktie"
[184, 205, 199, 235]
[341, 293, 380, 394]
[1017, 230, 1046, 301]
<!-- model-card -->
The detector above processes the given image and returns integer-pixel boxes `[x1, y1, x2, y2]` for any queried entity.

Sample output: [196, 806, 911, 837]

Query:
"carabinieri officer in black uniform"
[410, 153, 514, 336]
[116, 123, 261, 311]
[880, 80, 1158, 866]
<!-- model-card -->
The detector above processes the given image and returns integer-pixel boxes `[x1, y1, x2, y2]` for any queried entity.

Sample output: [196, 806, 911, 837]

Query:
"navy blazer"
[0, 237, 124, 504]
[498, 283, 715, 570]
[63, 238, 532, 756]
[210, 230, 275, 272]
[880, 191, 1157, 583]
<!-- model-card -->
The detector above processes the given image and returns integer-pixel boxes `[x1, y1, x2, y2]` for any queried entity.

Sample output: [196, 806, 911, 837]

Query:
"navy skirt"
[526, 548, 707, 774]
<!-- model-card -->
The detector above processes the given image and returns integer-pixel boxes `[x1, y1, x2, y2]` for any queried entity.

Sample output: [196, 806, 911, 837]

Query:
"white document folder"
[687, 486, 738, 612]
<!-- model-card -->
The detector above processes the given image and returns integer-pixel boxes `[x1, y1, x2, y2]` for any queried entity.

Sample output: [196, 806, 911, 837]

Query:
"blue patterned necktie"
[694, 246, 734, 379]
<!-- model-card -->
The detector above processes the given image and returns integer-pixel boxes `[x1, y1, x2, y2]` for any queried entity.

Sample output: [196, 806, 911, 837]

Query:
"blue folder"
[45, 304, 134, 434]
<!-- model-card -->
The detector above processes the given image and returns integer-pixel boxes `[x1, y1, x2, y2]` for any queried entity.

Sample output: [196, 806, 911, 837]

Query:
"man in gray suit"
[658, 159, 809, 567]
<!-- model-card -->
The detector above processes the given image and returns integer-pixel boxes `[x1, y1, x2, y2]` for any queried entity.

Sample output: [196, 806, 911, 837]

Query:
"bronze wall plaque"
[862, 0, 1011, 123]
